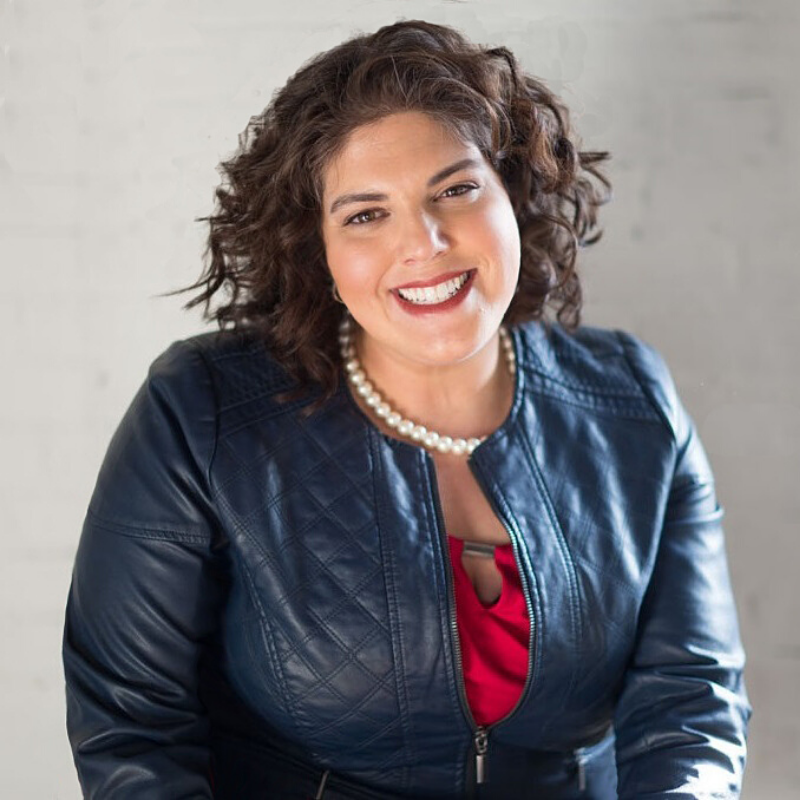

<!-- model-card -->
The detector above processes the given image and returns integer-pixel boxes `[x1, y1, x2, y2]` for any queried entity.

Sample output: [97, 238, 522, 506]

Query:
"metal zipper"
[474, 726, 489, 784]
[426, 454, 537, 794]
[427, 460, 481, 783]
[574, 747, 587, 793]
[466, 455, 538, 731]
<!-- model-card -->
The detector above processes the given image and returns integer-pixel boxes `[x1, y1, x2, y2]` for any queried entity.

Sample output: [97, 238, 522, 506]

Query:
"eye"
[439, 182, 478, 199]
[344, 209, 384, 226]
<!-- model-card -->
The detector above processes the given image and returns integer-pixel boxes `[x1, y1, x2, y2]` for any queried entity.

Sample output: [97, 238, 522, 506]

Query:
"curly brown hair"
[182, 19, 611, 401]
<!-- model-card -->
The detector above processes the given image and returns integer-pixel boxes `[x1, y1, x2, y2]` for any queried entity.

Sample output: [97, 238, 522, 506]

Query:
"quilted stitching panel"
[210, 389, 409, 780]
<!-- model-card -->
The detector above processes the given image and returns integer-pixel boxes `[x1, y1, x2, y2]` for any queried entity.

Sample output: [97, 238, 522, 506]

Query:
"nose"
[399, 209, 450, 264]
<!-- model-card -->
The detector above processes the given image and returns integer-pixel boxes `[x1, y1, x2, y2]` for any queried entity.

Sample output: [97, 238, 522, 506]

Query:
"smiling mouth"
[395, 271, 471, 305]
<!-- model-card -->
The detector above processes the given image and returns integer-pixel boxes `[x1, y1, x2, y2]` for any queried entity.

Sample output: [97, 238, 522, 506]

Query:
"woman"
[63, 19, 751, 799]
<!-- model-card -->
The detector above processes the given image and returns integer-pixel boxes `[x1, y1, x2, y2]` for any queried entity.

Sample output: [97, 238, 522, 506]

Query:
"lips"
[395, 271, 471, 305]
[394, 270, 471, 291]
[392, 269, 476, 314]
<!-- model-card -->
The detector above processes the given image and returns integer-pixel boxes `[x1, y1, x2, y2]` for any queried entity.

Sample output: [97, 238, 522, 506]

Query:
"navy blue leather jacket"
[63, 321, 751, 799]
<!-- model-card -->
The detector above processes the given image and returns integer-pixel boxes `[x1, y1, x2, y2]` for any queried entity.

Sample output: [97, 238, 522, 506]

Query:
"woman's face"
[320, 111, 521, 372]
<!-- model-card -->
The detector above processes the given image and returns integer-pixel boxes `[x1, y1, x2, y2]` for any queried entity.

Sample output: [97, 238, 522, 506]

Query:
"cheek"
[477, 201, 521, 275]
[325, 237, 387, 292]
[503, 215, 522, 275]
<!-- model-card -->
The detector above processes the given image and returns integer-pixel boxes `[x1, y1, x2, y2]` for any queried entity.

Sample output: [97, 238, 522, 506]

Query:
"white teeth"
[397, 271, 469, 305]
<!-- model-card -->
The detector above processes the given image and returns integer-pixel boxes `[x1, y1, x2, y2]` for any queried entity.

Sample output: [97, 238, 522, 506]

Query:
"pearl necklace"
[339, 317, 516, 456]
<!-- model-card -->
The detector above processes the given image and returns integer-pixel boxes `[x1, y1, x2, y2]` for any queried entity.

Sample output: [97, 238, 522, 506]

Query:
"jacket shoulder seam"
[613, 330, 678, 444]
[85, 507, 211, 544]
[520, 378, 665, 422]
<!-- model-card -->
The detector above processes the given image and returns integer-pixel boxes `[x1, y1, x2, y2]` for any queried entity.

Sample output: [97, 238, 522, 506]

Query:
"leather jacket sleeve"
[613, 333, 752, 798]
[63, 341, 221, 799]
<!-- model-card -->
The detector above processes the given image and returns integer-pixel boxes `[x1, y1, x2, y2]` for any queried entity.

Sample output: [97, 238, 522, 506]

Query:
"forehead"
[322, 112, 481, 193]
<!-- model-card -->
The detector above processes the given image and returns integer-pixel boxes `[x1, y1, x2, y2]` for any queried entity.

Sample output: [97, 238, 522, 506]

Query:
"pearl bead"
[411, 425, 427, 441]
[437, 436, 453, 454]
[424, 431, 440, 448]
[398, 420, 414, 435]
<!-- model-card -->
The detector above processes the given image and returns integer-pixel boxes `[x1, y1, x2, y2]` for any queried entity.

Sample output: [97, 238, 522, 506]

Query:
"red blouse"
[447, 536, 530, 727]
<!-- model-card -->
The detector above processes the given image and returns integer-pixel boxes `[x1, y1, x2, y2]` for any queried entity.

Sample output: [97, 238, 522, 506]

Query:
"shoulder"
[148, 327, 303, 414]
[89, 328, 300, 533]
[514, 321, 684, 442]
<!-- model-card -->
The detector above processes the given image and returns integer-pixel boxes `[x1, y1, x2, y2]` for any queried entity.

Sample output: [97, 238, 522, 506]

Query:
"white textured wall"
[1, 0, 797, 796]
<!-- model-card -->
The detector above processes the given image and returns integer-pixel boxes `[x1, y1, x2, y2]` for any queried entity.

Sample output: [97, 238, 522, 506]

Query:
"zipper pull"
[575, 749, 586, 792]
[474, 727, 489, 785]
[313, 769, 330, 799]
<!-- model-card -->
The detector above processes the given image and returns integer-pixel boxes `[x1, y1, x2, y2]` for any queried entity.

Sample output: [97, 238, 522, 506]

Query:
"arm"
[614, 333, 752, 799]
[63, 341, 223, 799]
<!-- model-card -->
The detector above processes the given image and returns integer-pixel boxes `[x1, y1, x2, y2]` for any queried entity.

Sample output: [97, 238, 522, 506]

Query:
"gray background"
[1, 0, 797, 796]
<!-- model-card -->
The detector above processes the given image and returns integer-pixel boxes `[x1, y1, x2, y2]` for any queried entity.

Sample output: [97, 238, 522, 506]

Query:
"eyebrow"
[327, 157, 481, 215]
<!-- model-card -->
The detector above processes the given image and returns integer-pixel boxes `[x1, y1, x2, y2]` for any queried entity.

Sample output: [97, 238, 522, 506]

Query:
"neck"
[349, 325, 515, 443]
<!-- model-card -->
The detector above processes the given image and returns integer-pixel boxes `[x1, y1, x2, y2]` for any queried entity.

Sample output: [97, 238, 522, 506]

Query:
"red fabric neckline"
[447, 536, 530, 726]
